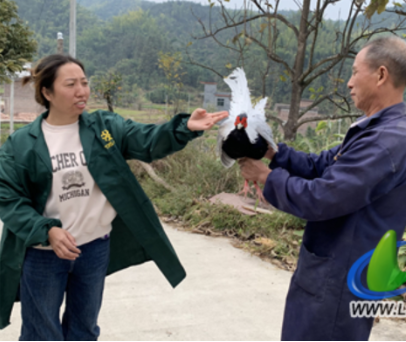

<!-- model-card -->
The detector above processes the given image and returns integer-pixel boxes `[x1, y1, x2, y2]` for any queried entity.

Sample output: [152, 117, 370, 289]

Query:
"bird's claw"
[253, 181, 267, 205]
[238, 179, 254, 200]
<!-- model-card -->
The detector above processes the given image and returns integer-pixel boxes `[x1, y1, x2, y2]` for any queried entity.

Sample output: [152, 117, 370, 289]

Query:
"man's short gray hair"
[363, 36, 406, 88]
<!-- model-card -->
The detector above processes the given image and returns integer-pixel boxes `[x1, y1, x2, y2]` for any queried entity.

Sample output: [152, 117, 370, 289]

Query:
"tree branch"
[298, 92, 335, 118]
[302, 21, 406, 88]
[138, 161, 176, 192]
[296, 113, 362, 128]
[184, 47, 224, 78]
[326, 94, 352, 113]
[244, 32, 293, 75]
[300, 53, 342, 84]
[307, 0, 322, 68]
[193, 6, 299, 39]
[265, 113, 285, 126]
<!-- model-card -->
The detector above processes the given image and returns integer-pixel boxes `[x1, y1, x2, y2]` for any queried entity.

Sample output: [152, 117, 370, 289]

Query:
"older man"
[240, 36, 406, 340]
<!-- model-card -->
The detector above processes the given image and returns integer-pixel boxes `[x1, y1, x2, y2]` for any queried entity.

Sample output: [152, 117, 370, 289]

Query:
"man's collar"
[351, 102, 406, 130]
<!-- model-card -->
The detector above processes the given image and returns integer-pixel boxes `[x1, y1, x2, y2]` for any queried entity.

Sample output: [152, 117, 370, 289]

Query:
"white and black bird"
[217, 67, 277, 199]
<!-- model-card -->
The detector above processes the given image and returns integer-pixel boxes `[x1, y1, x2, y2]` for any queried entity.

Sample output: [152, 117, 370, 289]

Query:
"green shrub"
[131, 137, 306, 267]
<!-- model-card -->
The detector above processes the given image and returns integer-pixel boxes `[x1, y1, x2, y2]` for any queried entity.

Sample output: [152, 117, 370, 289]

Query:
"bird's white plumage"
[217, 68, 277, 167]
[223, 68, 252, 117]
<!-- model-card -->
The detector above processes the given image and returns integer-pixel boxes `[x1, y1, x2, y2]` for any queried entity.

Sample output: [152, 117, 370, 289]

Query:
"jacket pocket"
[293, 243, 333, 302]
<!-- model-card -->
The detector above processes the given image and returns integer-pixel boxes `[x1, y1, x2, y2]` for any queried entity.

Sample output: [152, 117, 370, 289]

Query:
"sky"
[147, 0, 357, 20]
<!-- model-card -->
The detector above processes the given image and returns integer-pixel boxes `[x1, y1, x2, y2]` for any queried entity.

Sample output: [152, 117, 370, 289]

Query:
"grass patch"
[89, 107, 170, 123]
[0, 123, 27, 144]
[129, 138, 305, 270]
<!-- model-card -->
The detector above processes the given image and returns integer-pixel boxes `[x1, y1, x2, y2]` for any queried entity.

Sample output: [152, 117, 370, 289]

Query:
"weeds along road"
[0, 221, 405, 340]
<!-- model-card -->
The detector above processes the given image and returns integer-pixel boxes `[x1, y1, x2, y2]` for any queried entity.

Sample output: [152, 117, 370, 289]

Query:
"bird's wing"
[220, 149, 235, 168]
[243, 97, 268, 144]
[253, 97, 267, 120]
[217, 118, 236, 168]
[252, 118, 278, 151]
[224, 68, 252, 117]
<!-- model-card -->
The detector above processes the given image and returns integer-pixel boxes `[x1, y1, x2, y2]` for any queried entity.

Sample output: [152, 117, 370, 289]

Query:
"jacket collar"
[353, 102, 406, 130]
[29, 110, 96, 138]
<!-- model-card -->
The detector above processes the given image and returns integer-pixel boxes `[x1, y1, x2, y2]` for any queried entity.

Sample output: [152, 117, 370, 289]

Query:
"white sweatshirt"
[35, 119, 117, 249]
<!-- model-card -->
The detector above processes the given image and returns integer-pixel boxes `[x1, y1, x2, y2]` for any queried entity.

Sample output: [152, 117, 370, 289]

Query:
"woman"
[0, 54, 228, 341]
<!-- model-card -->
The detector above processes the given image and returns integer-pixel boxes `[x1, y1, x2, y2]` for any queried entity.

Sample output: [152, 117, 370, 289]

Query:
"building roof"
[1, 112, 38, 122]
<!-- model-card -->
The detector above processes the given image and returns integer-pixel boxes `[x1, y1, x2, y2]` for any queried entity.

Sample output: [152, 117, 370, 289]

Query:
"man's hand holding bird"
[187, 108, 229, 131]
[216, 67, 278, 202]
[239, 158, 272, 185]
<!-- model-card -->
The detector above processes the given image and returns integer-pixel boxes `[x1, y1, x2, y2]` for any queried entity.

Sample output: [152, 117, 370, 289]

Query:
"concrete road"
[0, 222, 405, 341]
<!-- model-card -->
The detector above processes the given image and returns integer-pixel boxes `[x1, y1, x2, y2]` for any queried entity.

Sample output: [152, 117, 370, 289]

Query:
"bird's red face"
[234, 114, 248, 129]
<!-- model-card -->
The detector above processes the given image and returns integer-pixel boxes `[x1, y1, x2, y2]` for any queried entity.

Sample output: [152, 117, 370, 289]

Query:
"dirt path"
[0, 222, 405, 340]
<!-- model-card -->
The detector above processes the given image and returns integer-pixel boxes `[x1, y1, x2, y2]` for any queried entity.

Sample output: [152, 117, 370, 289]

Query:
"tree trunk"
[283, 0, 310, 141]
[106, 94, 114, 112]
[284, 82, 304, 140]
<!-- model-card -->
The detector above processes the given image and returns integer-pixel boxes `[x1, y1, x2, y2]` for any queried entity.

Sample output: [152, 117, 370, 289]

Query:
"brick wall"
[3, 79, 45, 119]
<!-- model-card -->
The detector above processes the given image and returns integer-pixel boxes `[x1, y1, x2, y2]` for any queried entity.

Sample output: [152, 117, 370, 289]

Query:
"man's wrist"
[259, 169, 272, 185]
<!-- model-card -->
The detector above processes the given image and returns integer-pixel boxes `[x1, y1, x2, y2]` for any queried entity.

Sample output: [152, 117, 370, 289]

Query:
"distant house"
[274, 99, 321, 135]
[201, 82, 231, 111]
[2, 63, 44, 123]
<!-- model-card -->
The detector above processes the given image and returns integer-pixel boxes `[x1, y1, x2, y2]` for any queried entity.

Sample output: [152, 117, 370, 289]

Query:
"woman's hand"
[187, 108, 229, 131]
[239, 158, 272, 185]
[48, 227, 81, 260]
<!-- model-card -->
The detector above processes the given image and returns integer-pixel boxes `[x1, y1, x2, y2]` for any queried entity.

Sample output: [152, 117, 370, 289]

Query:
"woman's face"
[43, 62, 90, 118]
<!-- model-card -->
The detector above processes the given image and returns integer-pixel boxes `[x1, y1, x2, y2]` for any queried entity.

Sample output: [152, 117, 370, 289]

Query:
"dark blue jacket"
[263, 103, 406, 340]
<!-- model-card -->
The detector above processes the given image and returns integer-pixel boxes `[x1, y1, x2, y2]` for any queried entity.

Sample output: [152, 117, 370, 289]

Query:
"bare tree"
[187, 0, 406, 140]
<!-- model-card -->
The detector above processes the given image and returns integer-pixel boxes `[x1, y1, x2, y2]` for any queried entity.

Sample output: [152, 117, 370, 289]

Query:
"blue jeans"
[19, 238, 110, 341]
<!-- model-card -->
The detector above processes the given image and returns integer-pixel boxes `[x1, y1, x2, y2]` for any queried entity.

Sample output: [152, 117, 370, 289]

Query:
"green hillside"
[13, 0, 404, 109]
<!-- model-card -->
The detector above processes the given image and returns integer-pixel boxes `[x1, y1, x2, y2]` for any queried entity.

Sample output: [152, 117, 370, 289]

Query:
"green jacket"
[0, 110, 202, 329]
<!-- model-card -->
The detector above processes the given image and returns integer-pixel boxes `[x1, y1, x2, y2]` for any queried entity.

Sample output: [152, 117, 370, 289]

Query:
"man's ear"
[377, 66, 389, 85]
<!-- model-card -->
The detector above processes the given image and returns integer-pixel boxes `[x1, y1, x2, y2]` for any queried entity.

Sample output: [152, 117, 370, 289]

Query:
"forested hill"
[77, 0, 154, 20]
[14, 0, 404, 107]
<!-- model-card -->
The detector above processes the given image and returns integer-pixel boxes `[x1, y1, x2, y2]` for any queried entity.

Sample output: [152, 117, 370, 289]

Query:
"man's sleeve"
[116, 113, 203, 162]
[0, 140, 62, 247]
[270, 143, 341, 179]
[264, 139, 397, 221]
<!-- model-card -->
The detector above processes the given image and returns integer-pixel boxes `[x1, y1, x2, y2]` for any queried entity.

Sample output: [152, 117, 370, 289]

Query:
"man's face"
[347, 48, 378, 113]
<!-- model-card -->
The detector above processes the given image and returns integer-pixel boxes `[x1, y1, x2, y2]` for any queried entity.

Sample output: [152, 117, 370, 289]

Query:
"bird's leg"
[237, 179, 254, 199]
[253, 181, 267, 204]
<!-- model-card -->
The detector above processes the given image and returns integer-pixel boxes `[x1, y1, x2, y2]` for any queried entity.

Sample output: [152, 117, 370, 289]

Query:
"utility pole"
[10, 77, 14, 134]
[0, 94, 2, 146]
[69, 0, 76, 57]
[57, 32, 64, 54]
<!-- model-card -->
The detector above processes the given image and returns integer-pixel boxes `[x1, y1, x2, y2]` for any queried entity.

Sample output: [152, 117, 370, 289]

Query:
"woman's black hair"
[22, 54, 86, 109]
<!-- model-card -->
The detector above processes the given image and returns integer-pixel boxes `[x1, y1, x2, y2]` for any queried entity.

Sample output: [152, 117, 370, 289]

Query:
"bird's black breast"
[222, 128, 268, 160]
